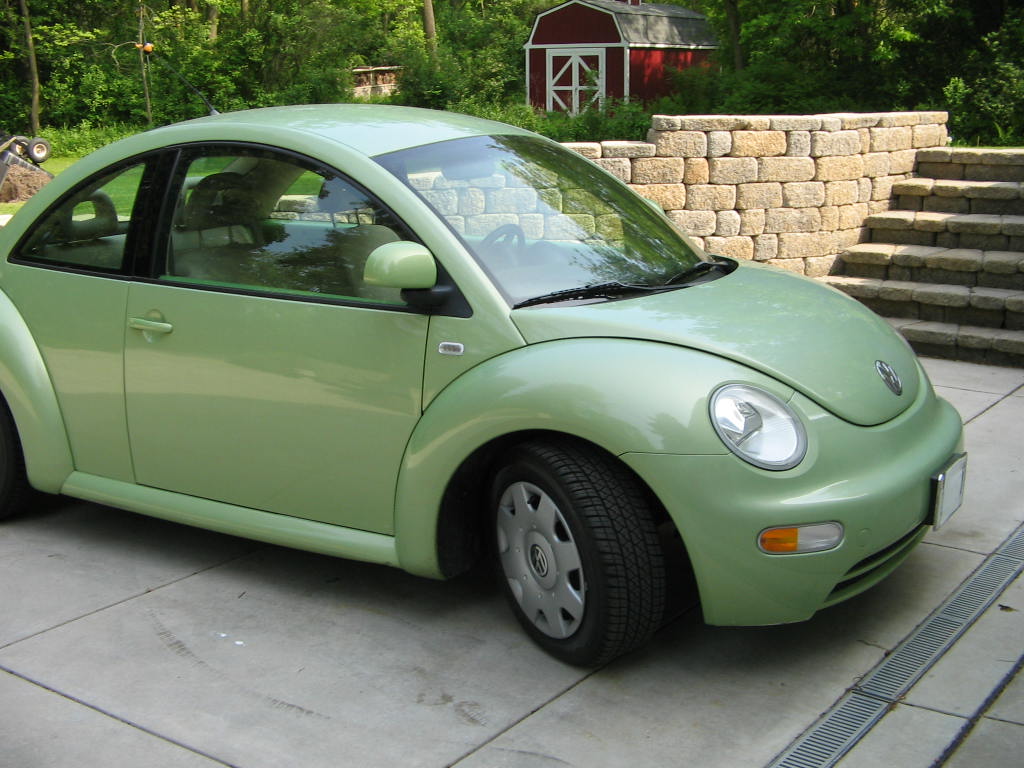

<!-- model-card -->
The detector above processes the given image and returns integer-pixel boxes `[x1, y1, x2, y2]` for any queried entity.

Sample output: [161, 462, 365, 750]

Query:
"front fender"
[393, 338, 787, 577]
[0, 289, 73, 492]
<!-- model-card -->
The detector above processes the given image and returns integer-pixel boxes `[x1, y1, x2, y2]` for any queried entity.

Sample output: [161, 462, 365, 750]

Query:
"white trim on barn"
[546, 47, 607, 114]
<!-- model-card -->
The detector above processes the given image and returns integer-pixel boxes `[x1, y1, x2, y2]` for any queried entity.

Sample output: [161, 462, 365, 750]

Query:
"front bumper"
[622, 370, 964, 626]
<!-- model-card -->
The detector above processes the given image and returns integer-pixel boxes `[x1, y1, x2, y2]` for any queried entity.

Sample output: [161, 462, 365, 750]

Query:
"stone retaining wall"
[564, 112, 949, 276]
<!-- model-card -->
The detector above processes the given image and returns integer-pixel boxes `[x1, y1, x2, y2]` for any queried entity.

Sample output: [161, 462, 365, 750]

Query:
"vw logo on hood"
[875, 360, 903, 396]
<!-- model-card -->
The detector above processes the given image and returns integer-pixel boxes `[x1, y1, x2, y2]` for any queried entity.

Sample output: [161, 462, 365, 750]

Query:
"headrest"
[183, 172, 263, 230]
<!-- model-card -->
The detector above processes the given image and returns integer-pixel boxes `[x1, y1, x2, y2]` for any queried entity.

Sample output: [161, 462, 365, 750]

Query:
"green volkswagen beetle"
[0, 105, 966, 665]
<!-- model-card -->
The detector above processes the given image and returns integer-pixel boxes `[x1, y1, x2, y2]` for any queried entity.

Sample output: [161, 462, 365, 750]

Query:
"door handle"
[128, 317, 174, 336]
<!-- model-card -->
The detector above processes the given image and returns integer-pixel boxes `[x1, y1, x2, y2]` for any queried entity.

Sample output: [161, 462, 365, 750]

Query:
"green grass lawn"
[1, 156, 81, 217]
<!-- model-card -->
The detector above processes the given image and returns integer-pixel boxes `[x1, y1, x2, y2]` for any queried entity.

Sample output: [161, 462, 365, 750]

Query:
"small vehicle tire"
[0, 402, 30, 520]
[491, 439, 666, 666]
[26, 138, 51, 164]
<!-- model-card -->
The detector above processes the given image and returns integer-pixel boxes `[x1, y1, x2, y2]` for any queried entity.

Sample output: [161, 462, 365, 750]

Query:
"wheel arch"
[0, 289, 74, 492]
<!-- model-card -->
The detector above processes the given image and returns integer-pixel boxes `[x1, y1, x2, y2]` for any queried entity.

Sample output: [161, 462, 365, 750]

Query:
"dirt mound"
[0, 161, 53, 203]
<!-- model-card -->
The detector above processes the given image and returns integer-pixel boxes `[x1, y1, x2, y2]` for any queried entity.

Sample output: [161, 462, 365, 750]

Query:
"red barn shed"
[525, 0, 717, 114]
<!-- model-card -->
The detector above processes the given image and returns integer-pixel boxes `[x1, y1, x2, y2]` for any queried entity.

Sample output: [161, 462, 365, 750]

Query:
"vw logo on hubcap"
[529, 544, 549, 578]
[875, 360, 903, 396]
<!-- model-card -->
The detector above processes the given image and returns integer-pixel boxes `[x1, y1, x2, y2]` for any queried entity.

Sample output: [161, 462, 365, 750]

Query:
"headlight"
[710, 384, 807, 470]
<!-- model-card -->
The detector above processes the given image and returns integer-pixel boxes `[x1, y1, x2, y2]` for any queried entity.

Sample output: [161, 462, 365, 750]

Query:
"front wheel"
[491, 440, 666, 666]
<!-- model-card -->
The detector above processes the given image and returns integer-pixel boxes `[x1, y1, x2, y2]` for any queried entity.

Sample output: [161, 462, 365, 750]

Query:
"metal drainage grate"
[766, 523, 1024, 768]
[769, 693, 888, 768]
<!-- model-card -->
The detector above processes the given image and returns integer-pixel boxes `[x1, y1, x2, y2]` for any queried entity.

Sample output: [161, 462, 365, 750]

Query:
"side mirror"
[364, 241, 437, 290]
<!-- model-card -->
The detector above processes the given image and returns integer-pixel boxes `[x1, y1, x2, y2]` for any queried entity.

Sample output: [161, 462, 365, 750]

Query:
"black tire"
[26, 137, 51, 164]
[0, 402, 31, 520]
[491, 439, 666, 666]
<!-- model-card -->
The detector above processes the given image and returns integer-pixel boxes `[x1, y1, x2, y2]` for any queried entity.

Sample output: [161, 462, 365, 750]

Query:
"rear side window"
[15, 164, 146, 272]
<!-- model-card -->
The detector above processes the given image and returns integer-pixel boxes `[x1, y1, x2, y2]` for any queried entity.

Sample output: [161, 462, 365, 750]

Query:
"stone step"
[885, 318, 1024, 367]
[839, 243, 1024, 289]
[865, 211, 1024, 251]
[916, 148, 1024, 182]
[893, 178, 1023, 215]
[822, 275, 1024, 329]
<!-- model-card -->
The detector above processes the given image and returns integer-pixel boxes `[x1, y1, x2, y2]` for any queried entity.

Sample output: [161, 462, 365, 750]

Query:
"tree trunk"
[724, 0, 744, 72]
[423, 0, 437, 55]
[17, 0, 41, 134]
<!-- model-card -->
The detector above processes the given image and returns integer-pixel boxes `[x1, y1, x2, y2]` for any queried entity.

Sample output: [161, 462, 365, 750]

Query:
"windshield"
[376, 134, 706, 306]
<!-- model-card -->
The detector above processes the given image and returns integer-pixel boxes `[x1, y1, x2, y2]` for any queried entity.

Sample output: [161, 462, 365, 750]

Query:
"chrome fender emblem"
[875, 360, 903, 396]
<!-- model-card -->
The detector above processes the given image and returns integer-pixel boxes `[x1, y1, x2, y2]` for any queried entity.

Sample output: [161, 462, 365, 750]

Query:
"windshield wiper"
[663, 259, 733, 286]
[513, 281, 657, 309]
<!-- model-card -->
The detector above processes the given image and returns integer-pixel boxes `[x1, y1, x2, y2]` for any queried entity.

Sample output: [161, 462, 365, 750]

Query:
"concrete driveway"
[1, 358, 1022, 768]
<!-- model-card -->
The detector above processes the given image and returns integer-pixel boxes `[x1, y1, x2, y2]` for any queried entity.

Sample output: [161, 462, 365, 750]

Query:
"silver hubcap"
[496, 481, 585, 639]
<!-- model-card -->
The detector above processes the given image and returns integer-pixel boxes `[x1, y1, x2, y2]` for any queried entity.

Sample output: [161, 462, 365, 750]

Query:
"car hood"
[510, 262, 920, 427]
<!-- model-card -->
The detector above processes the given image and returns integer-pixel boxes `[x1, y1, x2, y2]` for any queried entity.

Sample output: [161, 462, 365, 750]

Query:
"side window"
[16, 163, 146, 271]
[164, 150, 408, 304]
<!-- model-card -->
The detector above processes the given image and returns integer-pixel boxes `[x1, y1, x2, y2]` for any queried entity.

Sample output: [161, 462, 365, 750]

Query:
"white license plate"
[931, 453, 967, 530]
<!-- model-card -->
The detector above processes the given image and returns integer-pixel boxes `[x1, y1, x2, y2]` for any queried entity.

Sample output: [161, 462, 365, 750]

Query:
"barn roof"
[543, 1, 717, 49]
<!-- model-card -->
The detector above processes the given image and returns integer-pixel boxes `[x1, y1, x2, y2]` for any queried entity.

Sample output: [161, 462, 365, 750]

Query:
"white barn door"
[545, 48, 606, 115]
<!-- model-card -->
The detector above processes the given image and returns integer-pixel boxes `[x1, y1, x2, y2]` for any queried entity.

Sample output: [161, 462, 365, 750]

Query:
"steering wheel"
[481, 223, 526, 259]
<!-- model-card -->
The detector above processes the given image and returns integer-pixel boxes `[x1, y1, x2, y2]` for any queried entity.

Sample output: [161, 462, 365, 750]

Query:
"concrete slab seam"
[0, 664, 239, 767]
[764, 523, 1024, 768]
[932, 650, 1024, 766]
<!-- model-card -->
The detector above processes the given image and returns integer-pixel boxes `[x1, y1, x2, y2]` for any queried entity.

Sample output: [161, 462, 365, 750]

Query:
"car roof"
[159, 104, 533, 157]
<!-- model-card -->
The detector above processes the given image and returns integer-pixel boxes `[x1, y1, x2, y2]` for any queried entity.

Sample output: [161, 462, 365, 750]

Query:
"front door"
[123, 146, 429, 534]
[546, 48, 606, 115]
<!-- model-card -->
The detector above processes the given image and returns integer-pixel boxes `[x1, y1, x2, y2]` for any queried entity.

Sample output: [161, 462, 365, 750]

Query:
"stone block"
[894, 178, 934, 196]
[877, 280, 917, 301]
[1003, 216, 1024, 236]
[631, 157, 685, 184]
[778, 231, 836, 259]
[739, 209, 766, 235]
[823, 275, 881, 297]
[819, 206, 839, 230]
[866, 210, 915, 230]
[708, 131, 732, 157]
[459, 187, 486, 215]
[786, 131, 811, 157]
[635, 183, 686, 211]
[765, 207, 822, 234]
[650, 116, 682, 131]
[839, 203, 870, 230]
[824, 113, 883, 129]
[704, 235, 754, 260]
[486, 187, 540, 213]
[916, 148, 953, 163]
[835, 228, 866, 249]
[858, 178, 873, 202]
[816, 155, 866, 181]
[818, 116, 843, 131]
[825, 180, 860, 206]
[736, 182, 783, 209]
[810, 130, 862, 157]
[594, 158, 631, 182]
[768, 116, 823, 131]
[765, 258, 806, 274]
[805, 255, 840, 277]
[677, 116, 751, 131]
[842, 243, 895, 265]
[782, 181, 826, 207]
[753, 234, 778, 261]
[982, 251, 1023, 274]
[731, 130, 787, 157]
[685, 184, 736, 211]
[918, 161, 963, 180]
[683, 158, 710, 184]
[601, 140, 656, 158]
[971, 287, 1021, 310]
[869, 126, 913, 151]
[872, 175, 901, 201]
[668, 209, 717, 236]
[947, 214, 1002, 234]
[892, 245, 945, 267]
[716, 210, 742, 236]
[889, 149, 918, 175]
[926, 248, 983, 271]
[868, 200, 892, 215]
[902, 321, 957, 345]
[863, 152, 891, 177]
[912, 283, 970, 307]
[878, 112, 923, 127]
[709, 157, 759, 184]
[758, 156, 816, 182]
[913, 123, 946, 148]
[563, 142, 602, 159]
[654, 131, 707, 158]
[859, 128, 872, 154]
